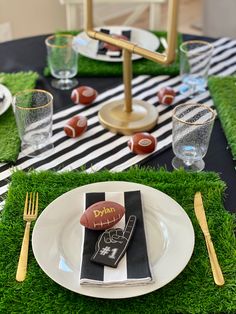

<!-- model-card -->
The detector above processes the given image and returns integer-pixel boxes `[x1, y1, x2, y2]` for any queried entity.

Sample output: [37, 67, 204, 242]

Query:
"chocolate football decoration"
[128, 132, 157, 154]
[80, 200, 125, 230]
[64, 115, 87, 138]
[158, 86, 176, 105]
[71, 86, 98, 105]
[103, 34, 129, 51]
[91, 215, 137, 268]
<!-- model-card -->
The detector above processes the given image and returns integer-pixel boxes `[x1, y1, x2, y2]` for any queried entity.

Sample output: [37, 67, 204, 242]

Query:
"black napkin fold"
[80, 190, 153, 286]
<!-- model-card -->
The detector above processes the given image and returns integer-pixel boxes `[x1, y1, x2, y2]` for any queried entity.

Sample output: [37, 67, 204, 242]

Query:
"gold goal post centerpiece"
[85, 0, 179, 135]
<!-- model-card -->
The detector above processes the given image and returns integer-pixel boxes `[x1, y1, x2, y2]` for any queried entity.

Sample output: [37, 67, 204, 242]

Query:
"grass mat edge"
[0, 71, 39, 162]
[0, 168, 236, 314]
[208, 75, 236, 160]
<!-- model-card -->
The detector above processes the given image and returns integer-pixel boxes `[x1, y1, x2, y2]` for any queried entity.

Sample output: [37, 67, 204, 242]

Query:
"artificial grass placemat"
[0, 71, 38, 163]
[44, 31, 182, 77]
[0, 168, 236, 314]
[208, 76, 236, 160]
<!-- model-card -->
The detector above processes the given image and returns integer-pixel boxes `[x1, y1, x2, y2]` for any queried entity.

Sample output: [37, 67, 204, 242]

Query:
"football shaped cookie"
[80, 200, 125, 230]
[128, 132, 157, 154]
[64, 115, 87, 138]
[103, 34, 129, 51]
[158, 87, 176, 105]
[71, 86, 98, 105]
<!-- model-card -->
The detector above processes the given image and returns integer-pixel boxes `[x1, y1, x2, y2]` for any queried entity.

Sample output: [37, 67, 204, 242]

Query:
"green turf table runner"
[208, 76, 236, 161]
[0, 72, 39, 163]
[0, 168, 235, 314]
[44, 31, 182, 77]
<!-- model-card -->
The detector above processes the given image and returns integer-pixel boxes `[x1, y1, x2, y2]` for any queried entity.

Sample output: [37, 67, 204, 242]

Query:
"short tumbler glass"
[14, 89, 54, 158]
[172, 103, 215, 172]
[179, 40, 213, 97]
[45, 34, 78, 90]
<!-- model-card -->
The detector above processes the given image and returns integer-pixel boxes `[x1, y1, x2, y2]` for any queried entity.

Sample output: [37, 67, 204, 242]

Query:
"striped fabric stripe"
[0, 36, 236, 208]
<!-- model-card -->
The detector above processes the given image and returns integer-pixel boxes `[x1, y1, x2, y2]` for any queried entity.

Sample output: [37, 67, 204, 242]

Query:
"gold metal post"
[86, 0, 179, 134]
[166, 0, 179, 63]
[123, 49, 132, 113]
[85, 0, 94, 31]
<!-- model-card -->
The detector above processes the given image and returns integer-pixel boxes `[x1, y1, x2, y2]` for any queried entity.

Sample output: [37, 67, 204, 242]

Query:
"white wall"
[0, 0, 139, 41]
[0, 0, 67, 40]
[203, 0, 236, 38]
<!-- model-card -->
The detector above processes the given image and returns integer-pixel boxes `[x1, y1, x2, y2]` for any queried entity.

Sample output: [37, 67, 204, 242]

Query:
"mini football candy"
[80, 200, 125, 230]
[158, 87, 176, 105]
[71, 86, 98, 105]
[128, 132, 157, 154]
[103, 34, 129, 51]
[64, 115, 87, 138]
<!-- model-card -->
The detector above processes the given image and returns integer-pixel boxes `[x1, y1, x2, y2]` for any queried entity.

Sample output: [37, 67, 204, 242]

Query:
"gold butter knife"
[194, 192, 225, 286]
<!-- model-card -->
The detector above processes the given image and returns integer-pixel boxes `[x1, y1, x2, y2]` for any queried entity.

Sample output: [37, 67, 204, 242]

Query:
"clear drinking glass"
[179, 40, 213, 97]
[45, 34, 78, 90]
[172, 103, 215, 172]
[13, 89, 54, 157]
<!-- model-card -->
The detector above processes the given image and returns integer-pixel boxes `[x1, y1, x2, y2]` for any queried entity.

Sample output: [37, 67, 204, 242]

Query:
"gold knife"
[194, 192, 225, 286]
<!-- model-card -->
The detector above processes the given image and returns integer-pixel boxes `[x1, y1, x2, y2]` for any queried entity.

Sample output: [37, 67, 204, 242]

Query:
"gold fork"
[16, 192, 38, 282]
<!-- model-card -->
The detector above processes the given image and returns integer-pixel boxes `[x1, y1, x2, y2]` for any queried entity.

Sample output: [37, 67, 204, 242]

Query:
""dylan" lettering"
[93, 207, 116, 218]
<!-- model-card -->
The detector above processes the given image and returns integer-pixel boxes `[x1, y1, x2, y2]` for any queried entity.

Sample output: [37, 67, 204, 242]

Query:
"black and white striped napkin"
[80, 190, 153, 286]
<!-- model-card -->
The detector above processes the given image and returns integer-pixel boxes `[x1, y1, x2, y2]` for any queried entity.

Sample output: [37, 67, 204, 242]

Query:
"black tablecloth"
[0, 33, 235, 213]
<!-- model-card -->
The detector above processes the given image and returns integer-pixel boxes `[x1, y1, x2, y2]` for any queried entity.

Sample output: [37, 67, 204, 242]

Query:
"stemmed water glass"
[172, 103, 216, 172]
[45, 34, 78, 90]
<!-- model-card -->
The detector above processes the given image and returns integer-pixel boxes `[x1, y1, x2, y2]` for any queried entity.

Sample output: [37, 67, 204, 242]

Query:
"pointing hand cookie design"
[91, 215, 137, 268]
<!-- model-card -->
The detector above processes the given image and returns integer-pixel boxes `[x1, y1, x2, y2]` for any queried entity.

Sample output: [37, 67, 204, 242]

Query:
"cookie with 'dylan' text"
[80, 200, 125, 230]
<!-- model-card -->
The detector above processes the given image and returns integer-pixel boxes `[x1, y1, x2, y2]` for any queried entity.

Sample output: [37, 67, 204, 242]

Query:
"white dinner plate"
[32, 181, 195, 299]
[0, 84, 12, 116]
[73, 26, 160, 62]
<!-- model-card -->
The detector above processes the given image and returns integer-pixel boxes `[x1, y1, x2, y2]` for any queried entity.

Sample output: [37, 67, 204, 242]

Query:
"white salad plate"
[0, 84, 12, 116]
[73, 26, 160, 62]
[32, 181, 195, 299]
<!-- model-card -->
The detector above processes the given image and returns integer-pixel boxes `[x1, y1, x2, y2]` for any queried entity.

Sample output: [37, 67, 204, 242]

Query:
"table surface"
[0, 33, 236, 213]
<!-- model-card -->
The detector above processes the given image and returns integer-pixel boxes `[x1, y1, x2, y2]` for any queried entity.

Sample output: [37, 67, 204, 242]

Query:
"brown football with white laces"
[128, 132, 157, 154]
[158, 86, 176, 105]
[71, 86, 98, 105]
[64, 115, 87, 138]
[80, 200, 125, 230]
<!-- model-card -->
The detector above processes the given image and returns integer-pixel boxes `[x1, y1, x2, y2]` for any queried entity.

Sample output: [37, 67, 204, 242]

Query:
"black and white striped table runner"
[1, 36, 236, 208]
